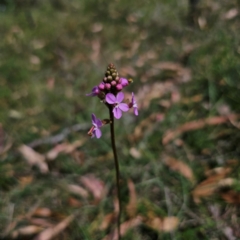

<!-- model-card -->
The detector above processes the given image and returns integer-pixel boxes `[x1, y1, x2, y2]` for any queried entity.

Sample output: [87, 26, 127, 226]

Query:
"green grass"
[1, 0, 240, 239]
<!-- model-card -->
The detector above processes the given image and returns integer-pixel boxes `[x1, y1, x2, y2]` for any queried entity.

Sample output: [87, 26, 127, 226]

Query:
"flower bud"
[111, 81, 117, 86]
[128, 78, 133, 84]
[98, 82, 105, 90]
[120, 78, 129, 87]
[112, 72, 117, 79]
[116, 84, 123, 91]
[103, 77, 108, 83]
[107, 76, 112, 81]
[105, 83, 111, 90]
[105, 71, 110, 76]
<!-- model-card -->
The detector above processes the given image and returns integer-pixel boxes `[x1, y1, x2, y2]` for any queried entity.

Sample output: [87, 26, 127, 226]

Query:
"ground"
[1, 0, 240, 239]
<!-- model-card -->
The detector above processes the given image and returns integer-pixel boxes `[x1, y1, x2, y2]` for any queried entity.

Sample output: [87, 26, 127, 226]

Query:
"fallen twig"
[27, 123, 89, 148]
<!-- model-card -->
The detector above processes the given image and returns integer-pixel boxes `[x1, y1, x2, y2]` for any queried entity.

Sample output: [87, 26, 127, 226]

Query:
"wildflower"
[86, 86, 100, 97]
[88, 113, 102, 138]
[106, 92, 129, 119]
[129, 92, 138, 116]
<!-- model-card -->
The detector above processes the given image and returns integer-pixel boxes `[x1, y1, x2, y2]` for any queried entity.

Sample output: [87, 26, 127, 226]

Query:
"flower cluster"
[87, 63, 138, 138]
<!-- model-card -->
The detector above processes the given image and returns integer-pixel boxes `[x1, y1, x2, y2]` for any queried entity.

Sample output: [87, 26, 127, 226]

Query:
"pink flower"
[106, 92, 129, 119]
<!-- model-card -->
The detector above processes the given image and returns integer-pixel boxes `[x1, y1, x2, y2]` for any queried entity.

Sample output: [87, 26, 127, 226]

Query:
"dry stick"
[109, 106, 121, 240]
[27, 123, 89, 148]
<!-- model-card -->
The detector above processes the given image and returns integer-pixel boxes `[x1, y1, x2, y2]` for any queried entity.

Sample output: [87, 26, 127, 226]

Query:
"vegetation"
[1, 0, 240, 239]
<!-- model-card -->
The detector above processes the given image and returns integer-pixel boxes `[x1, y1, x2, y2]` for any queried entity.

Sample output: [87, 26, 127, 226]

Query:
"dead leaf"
[162, 114, 240, 145]
[46, 140, 85, 160]
[18, 145, 48, 173]
[30, 55, 40, 65]
[34, 214, 75, 240]
[90, 39, 101, 63]
[119, 65, 137, 77]
[146, 216, 179, 232]
[145, 216, 179, 233]
[11, 225, 43, 239]
[130, 113, 161, 142]
[96, 151, 113, 162]
[205, 167, 232, 177]
[129, 147, 141, 159]
[161, 217, 179, 232]
[33, 208, 52, 218]
[217, 104, 240, 129]
[91, 23, 103, 32]
[159, 99, 171, 108]
[198, 16, 207, 29]
[224, 8, 238, 20]
[68, 184, 89, 198]
[29, 218, 54, 228]
[146, 217, 162, 230]
[99, 213, 116, 230]
[80, 175, 106, 202]
[2, 202, 42, 238]
[19, 176, 34, 186]
[47, 78, 55, 90]
[147, 62, 191, 82]
[102, 216, 143, 240]
[221, 190, 240, 204]
[32, 39, 45, 49]
[218, 178, 235, 188]
[192, 168, 233, 203]
[126, 179, 137, 218]
[113, 197, 119, 214]
[68, 197, 82, 207]
[9, 109, 23, 119]
[136, 82, 176, 109]
[180, 94, 203, 104]
[162, 155, 195, 183]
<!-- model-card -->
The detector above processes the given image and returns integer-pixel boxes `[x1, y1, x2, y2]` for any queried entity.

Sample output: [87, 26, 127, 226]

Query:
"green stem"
[109, 106, 121, 240]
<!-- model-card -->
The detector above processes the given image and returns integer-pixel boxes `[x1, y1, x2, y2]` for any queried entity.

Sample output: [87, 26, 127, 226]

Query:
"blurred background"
[1, 0, 240, 239]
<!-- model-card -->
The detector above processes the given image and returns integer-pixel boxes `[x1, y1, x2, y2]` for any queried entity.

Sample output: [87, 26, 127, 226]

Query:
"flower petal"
[116, 92, 124, 103]
[131, 92, 135, 103]
[113, 107, 122, 119]
[86, 86, 99, 96]
[106, 93, 116, 104]
[96, 118, 102, 127]
[95, 128, 102, 138]
[119, 103, 129, 112]
[92, 113, 97, 124]
[134, 107, 138, 116]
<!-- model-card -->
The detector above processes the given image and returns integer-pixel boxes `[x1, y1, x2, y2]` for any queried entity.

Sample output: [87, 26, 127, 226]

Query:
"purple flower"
[106, 92, 129, 119]
[131, 92, 138, 116]
[86, 86, 100, 97]
[91, 113, 102, 138]
[119, 78, 129, 87]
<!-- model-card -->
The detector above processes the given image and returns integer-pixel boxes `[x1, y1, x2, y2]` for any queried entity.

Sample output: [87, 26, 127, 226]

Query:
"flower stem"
[109, 106, 121, 240]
